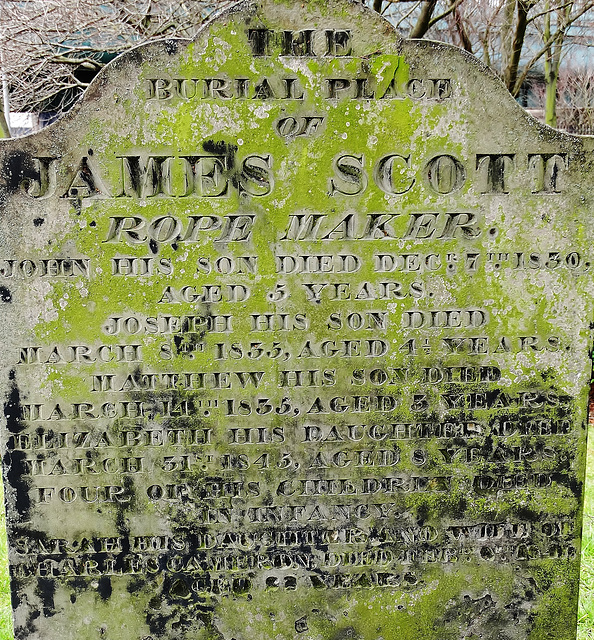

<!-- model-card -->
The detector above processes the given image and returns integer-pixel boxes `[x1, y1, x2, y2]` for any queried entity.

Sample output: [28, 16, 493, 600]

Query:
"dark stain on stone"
[170, 579, 191, 599]
[295, 617, 308, 633]
[97, 576, 112, 600]
[173, 335, 184, 353]
[569, 477, 583, 499]
[122, 47, 143, 68]
[172, 331, 204, 358]
[114, 474, 135, 536]
[14, 603, 40, 640]
[33, 218, 44, 227]
[170, 306, 212, 358]
[3, 370, 31, 519]
[0, 286, 11, 303]
[144, 571, 224, 636]
[2, 150, 37, 195]
[36, 577, 56, 617]
[67, 157, 99, 201]
[437, 580, 538, 637]
[416, 503, 431, 522]
[126, 577, 145, 594]
[68, 576, 88, 592]
[480, 433, 494, 457]
[10, 575, 21, 611]
[164, 40, 178, 55]
[147, 611, 167, 636]
[203, 140, 237, 176]
[446, 495, 468, 520]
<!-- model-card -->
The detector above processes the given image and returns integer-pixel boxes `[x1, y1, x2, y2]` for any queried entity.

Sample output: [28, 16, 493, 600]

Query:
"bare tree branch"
[0, 0, 223, 112]
[427, 0, 466, 31]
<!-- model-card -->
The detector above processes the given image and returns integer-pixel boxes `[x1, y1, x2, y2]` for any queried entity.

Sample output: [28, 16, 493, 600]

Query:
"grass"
[0, 447, 593, 640]
[579, 431, 594, 639]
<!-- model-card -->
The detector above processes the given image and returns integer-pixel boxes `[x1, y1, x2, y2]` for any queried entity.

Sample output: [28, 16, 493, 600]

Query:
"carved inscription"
[9, 151, 569, 201]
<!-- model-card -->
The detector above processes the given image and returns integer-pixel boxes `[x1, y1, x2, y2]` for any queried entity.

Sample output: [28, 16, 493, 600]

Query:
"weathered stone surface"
[0, 1, 594, 638]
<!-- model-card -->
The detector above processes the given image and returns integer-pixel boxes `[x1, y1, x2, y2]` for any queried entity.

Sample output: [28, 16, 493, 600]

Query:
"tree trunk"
[453, 4, 472, 52]
[544, 1, 556, 127]
[545, 68, 558, 128]
[504, 1, 530, 96]
[500, 0, 515, 82]
[544, 2, 573, 128]
[409, 0, 439, 39]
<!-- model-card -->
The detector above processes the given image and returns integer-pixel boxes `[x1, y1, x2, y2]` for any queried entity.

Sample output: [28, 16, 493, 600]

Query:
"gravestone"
[0, 1, 593, 638]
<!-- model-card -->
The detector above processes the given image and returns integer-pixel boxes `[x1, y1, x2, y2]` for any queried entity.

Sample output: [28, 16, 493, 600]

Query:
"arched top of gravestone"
[1, 0, 586, 160]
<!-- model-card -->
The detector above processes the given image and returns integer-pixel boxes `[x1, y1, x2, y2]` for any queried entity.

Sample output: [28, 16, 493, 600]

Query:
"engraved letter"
[330, 155, 367, 196]
[374, 154, 415, 195]
[476, 154, 515, 193]
[20, 157, 57, 199]
[425, 155, 465, 194]
[282, 30, 314, 56]
[325, 30, 351, 56]
[282, 214, 327, 240]
[529, 153, 567, 193]
[248, 29, 271, 56]
[239, 155, 273, 196]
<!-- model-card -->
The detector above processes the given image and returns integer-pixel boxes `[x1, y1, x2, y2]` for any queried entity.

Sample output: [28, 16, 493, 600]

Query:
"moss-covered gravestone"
[1, 1, 594, 639]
